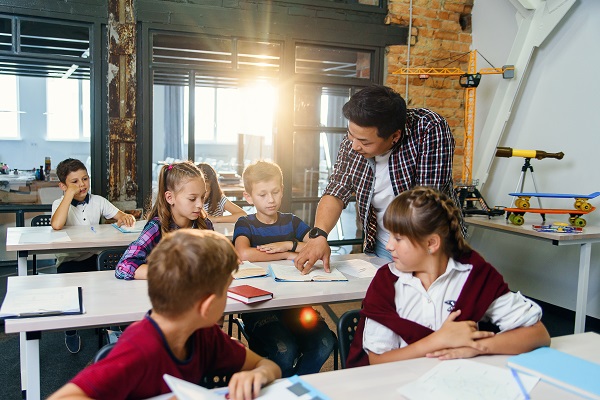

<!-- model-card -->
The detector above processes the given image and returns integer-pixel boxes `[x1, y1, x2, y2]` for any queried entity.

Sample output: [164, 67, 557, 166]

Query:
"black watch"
[309, 227, 328, 239]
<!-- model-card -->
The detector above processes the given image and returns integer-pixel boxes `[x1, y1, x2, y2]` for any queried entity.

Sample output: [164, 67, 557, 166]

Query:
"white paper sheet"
[332, 259, 379, 278]
[19, 230, 71, 244]
[397, 359, 539, 400]
[0, 286, 82, 318]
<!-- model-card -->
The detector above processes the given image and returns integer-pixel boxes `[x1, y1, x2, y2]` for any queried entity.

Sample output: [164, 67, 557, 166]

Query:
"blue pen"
[90, 226, 97, 234]
[510, 368, 530, 400]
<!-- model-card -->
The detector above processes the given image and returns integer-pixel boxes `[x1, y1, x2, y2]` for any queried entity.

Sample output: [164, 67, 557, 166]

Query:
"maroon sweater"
[346, 250, 509, 368]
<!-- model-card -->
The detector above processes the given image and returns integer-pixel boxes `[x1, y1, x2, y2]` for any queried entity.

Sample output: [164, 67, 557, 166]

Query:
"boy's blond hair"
[242, 160, 283, 194]
[147, 229, 238, 317]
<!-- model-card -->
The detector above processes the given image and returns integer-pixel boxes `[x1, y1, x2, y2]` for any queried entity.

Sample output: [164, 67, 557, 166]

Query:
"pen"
[510, 368, 530, 400]
[90, 226, 97, 234]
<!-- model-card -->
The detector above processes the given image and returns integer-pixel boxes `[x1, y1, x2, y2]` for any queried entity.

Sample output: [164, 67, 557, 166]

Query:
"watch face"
[309, 227, 326, 239]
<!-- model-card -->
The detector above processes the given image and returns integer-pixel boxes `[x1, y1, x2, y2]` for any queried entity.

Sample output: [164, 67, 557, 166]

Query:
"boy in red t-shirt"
[49, 229, 281, 400]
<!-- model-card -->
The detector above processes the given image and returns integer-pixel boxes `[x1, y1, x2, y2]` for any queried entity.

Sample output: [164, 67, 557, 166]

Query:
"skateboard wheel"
[574, 218, 586, 227]
[569, 216, 577, 224]
[515, 198, 530, 210]
[574, 200, 583, 209]
[512, 215, 524, 226]
[508, 214, 515, 223]
[580, 202, 592, 212]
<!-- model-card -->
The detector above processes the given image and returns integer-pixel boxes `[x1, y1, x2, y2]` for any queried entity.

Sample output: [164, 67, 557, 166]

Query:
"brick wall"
[385, 0, 473, 183]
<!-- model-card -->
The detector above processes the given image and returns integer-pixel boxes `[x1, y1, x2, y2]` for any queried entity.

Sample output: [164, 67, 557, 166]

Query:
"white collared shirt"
[363, 259, 543, 355]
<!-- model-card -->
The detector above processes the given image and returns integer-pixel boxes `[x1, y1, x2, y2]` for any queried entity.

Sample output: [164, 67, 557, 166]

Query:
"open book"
[269, 263, 347, 282]
[233, 261, 268, 279]
[0, 286, 83, 318]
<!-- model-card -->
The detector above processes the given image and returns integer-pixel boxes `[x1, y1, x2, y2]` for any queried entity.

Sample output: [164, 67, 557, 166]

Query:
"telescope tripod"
[512, 157, 543, 208]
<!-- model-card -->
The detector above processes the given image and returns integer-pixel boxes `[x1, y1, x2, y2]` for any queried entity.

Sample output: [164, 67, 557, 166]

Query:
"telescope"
[495, 147, 564, 160]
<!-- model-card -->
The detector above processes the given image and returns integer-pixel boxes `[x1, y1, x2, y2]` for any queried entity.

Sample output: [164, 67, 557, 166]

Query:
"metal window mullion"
[188, 69, 195, 161]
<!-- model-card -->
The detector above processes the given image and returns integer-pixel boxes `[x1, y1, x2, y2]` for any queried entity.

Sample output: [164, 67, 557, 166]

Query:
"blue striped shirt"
[233, 212, 310, 247]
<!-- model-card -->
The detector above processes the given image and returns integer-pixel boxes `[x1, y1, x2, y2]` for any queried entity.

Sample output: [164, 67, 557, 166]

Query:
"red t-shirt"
[71, 314, 246, 399]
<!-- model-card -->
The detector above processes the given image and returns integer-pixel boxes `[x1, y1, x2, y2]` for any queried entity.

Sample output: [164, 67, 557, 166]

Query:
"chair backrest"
[31, 214, 52, 227]
[201, 373, 231, 389]
[337, 309, 361, 369]
[93, 342, 116, 363]
[97, 249, 125, 271]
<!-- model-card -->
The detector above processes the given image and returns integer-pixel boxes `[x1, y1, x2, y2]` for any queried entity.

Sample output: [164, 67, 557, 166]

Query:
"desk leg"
[17, 251, 28, 276]
[23, 331, 41, 400]
[574, 243, 592, 334]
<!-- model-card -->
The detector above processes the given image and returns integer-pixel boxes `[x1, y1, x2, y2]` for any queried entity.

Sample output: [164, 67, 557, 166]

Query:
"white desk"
[465, 216, 600, 334]
[298, 332, 600, 399]
[5, 221, 235, 276]
[4, 253, 386, 400]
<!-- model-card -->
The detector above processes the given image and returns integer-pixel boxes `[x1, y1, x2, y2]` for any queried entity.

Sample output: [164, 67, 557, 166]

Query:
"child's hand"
[426, 346, 484, 360]
[62, 182, 81, 200]
[227, 370, 269, 400]
[116, 213, 136, 227]
[434, 310, 494, 349]
[256, 241, 289, 254]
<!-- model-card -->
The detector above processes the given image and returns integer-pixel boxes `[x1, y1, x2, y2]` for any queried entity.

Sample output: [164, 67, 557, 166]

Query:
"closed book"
[227, 285, 273, 304]
[0, 286, 83, 319]
[507, 347, 600, 399]
[112, 222, 144, 233]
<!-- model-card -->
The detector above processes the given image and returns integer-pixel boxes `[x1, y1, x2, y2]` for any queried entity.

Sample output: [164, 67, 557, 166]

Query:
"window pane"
[294, 84, 350, 128]
[153, 33, 233, 69]
[152, 83, 188, 164]
[20, 20, 89, 58]
[0, 17, 12, 52]
[0, 74, 19, 139]
[195, 87, 215, 142]
[237, 40, 281, 74]
[46, 78, 80, 140]
[295, 45, 372, 79]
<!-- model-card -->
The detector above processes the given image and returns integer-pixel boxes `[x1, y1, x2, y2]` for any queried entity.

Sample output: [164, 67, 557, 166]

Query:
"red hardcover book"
[227, 285, 273, 304]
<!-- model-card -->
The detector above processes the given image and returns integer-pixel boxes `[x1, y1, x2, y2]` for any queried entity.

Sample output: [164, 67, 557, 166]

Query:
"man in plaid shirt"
[295, 85, 463, 273]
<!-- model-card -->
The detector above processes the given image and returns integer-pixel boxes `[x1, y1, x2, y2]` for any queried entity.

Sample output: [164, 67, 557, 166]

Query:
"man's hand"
[294, 236, 331, 274]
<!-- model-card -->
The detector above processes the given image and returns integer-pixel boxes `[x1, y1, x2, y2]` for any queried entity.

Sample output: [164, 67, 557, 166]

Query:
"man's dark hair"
[342, 85, 407, 139]
[56, 158, 87, 183]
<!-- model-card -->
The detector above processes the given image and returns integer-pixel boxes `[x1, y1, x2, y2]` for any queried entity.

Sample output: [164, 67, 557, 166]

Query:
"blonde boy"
[232, 160, 335, 377]
[49, 230, 281, 400]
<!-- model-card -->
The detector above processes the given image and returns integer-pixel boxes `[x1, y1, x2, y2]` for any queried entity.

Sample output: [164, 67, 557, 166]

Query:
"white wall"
[471, 0, 600, 317]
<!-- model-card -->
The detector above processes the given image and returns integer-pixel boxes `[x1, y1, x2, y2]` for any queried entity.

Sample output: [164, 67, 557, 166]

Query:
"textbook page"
[398, 359, 539, 400]
[331, 259, 378, 278]
[269, 263, 347, 282]
[233, 261, 267, 279]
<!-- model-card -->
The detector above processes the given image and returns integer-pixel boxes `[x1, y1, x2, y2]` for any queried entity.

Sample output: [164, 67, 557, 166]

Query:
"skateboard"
[508, 191, 600, 211]
[504, 206, 596, 227]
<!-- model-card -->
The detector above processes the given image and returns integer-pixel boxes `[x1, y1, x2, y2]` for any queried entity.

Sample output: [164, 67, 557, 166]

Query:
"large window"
[0, 74, 19, 139]
[46, 77, 90, 140]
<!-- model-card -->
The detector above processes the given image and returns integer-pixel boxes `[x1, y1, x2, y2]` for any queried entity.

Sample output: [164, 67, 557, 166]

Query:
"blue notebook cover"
[507, 347, 600, 399]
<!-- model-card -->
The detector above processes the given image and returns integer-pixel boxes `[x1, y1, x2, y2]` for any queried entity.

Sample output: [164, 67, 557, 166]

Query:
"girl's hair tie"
[167, 164, 174, 171]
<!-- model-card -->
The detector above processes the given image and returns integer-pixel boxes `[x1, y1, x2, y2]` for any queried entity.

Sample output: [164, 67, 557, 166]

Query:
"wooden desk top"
[5, 221, 235, 253]
[4, 253, 386, 334]
[300, 332, 600, 400]
[465, 215, 600, 244]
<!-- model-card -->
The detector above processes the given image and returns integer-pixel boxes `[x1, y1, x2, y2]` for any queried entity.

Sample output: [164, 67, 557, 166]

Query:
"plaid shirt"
[323, 108, 462, 253]
[115, 217, 214, 280]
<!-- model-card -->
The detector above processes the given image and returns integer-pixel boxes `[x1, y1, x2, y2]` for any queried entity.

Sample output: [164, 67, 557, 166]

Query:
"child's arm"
[256, 231, 310, 255]
[113, 210, 136, 227]
[367, 310, 495, 365]
[228, 348, 281, 400]
[209, 199, 247, 223]
[235, 236, 294, 262]
[50, 183, 80, 230]
[47, 383, 92, 400]
[426, 320, 551, 360]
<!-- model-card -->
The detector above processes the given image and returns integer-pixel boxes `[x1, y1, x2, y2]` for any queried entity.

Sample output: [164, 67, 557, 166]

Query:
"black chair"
[337, 309, 361, 369]
[97, 249, 125, 271]
[97, 249, 126, 347]
[93, 342, 116, 363]
[30, 214, 53, 275]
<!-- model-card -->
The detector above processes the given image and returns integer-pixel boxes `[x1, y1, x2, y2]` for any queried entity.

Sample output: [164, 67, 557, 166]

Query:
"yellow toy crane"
[394, 50, 514, 185]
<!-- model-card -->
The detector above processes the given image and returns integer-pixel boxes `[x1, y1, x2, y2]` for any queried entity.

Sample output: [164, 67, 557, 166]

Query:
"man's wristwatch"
[309, 227, 328, 239]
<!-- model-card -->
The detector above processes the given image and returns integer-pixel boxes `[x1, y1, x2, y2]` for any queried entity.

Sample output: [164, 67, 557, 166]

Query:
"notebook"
[227, 285, 273, 304]
[507, 347, 600, 399]
[0, 286, 83, 319]
[269, 263, 348, 282]
[233, 261, 268, 279]
[112, 222, 144, 233]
